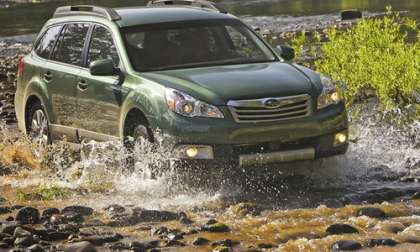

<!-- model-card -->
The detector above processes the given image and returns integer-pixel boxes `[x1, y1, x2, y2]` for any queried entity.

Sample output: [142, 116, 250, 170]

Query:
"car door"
[75, 24, 124, 141]
[48, 22, 90, 141]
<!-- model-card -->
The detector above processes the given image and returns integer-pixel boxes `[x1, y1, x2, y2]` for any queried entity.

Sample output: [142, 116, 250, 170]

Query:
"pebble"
[331, 240, 362, 251]
[367, 238, 398, 247]
[27, 244, 45, 252]
[356, 207, 386, 218]
[326, 224, 359, 234]
[15, 207, 40, 224]
[41, 208, 60, 219]
[192, 237, 209, 246]
[202, 223, 230, 233]
[62, 206, 94, 216]
[64, 241, 97, 252]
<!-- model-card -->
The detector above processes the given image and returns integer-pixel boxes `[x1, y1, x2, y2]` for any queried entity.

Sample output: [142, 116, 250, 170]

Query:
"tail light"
[17, 57, 25, 77]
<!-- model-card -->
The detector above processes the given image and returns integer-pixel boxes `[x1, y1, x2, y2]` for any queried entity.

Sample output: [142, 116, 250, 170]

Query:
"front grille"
[228, 94, 311, 123]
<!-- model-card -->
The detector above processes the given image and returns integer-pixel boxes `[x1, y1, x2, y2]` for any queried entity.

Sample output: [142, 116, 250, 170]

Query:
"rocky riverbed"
[1, 36, 420, 251]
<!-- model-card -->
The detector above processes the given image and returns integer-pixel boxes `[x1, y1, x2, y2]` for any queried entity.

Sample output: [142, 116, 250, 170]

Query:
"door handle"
[43, 72, 53, 82]
[77, 80, 89, 91]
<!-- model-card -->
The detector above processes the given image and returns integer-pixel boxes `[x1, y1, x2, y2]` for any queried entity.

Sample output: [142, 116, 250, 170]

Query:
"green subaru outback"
[15, 0, 348, 166]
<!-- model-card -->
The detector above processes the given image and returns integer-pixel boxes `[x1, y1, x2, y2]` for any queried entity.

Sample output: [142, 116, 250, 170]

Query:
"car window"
[35, 25, 62, 59]
[53, 23, 90, 66]
[123, 19, 276, 72]
[87, 25, 120, 67]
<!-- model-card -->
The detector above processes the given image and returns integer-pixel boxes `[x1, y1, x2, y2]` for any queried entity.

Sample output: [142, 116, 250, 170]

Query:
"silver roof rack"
[147, 0, 228, 13]
[53, 5, 121, 21]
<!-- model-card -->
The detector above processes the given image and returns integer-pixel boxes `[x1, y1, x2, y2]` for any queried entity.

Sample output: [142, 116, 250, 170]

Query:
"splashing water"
[0, 101, 419, 210]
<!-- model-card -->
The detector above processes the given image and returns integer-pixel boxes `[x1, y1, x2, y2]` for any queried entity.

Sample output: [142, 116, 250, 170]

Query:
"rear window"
[34, 25, 62, 59]
[52, 23, 90, 66]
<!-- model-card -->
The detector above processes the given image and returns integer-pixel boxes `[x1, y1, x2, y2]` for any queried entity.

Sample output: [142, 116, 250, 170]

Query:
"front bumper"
[155, 102, 348, 165]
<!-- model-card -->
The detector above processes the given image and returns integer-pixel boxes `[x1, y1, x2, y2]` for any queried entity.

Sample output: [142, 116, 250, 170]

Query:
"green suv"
[15, 0, 348, 166]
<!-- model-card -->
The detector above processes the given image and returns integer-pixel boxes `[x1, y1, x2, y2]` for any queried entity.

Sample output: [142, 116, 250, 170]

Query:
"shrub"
[293, 6, 420, 108]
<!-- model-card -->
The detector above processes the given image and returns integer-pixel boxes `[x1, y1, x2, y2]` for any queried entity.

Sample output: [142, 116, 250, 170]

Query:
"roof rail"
[53, 5, 121, 21]
[147, 0, 228, 14]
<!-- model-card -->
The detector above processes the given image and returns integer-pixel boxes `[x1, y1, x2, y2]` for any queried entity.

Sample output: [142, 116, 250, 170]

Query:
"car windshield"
[122, 19, 277, 72]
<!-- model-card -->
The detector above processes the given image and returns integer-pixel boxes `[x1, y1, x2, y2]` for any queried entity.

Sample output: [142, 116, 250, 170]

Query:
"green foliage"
[293, 6, 420, 108]
[15, 185, 67, 202]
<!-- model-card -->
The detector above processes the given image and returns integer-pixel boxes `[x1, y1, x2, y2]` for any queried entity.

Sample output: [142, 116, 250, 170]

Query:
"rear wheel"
[27, 102, 51, 147]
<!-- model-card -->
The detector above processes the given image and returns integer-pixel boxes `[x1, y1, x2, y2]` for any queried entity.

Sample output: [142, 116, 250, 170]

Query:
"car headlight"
[165, 88, 224, 118]
[317, 75, 342, 109]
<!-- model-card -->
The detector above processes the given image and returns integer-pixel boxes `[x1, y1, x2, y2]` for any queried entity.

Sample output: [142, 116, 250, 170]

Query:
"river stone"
[27, 244, 45, 252]
[0, 206, 11, 214]
[11, 205, 25, 210]
[13, 226, 31, 237]
[15, 207, 40, 224]
[356, 207, 386, 218]
[202, 223, 230, 233]
[64, 212, 84, 223]
[14, 235, 34, 247]
[367, 238, 398, 247]
[41, 208, 60, 218]
[326, 224, 359, 234]
[213, 246, 232, 252]
[132, 208, 179, 222]
[0, 242, 10, 249]
[45, 231, 71, 241]
[258, 243, 276, 249]
[62, 206, 94, 216]
[64, 241, 97, 252]
[331, 240, 362, 251]
[103, 204, 125, 214]
[50, 214, 67, 225]
[412, 192, 420, 200]
[212, 239, 238, 247]
[0, 197, 7, 204]
[79, 233, 123, 245]
[0, 221, 20, 234]
[192, 237, 209, 246]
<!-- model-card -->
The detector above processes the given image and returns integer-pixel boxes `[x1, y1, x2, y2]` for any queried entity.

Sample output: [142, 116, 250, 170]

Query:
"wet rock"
[13, 226, 31, 237]
[331, 240, 362, 251]
[64, 241, 97, 252]
[11, 205, 25, 210]
[202, 223, 230, 233]
[179, 216, 194, 225]
[356, 207, 386, 218]
[0, 206, 11, 214]
[62, 206, 94, 216]
[0, 242, 10, 249]
[103, 204, 125, 214]
[14, 235, 34, 247]
[41, 208, 60, 219]
[326, 224, 359, 235]
[167, 232, 184, 241]
[0, 221, 20, 234]
[258, 243, 276, 249]
[15, 207, 40, 224]
[45, 231, 71, 241]
[212, 239, 238, 247]
[164, 239, 185, 247]
[146, 240, 159, 248]
[33, 227, 48, 239]
[132, 208, 180, 222]
[27, 244, 45, 252]
[129, 241, 146, 251]
[64, 212, 84, 223]
[213, 246, 232, 252]
[78, 233, 123, 245]
[151, 226, 169, 236]
[6, 216, 14, 221]
[206, 219, 218, 225]
[412, 192, 420, 200]
[50, 214, 67, 225]
[192, 237, 209, 246]
[367, 238, 398, 247]
[58, 224, 79, 233]
[0, 197, 7, 204]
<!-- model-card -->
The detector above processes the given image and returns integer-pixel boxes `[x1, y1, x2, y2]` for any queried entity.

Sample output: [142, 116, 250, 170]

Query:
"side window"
[35, 25, 62, 59]
[87, 26, 120, 66]
[225, 25, 264, 59]
[53, 23, 90, 66]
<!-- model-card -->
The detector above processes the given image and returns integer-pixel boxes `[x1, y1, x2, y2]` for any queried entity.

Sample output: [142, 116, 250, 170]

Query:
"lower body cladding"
[175, 130, 349, 167]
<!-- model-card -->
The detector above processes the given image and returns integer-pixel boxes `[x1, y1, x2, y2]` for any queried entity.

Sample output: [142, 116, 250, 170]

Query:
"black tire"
[27, 101, 51, 145]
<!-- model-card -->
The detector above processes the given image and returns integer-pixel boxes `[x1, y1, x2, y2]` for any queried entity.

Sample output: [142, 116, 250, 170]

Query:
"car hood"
[141, 62, 315, 105]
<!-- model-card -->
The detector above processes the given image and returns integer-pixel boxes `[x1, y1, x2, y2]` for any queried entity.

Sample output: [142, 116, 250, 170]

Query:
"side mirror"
[89, 59, 118, 76]
[275, 44, 295, 61]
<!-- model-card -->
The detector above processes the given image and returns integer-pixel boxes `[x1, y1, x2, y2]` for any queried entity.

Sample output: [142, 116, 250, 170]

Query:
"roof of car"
[115, 6, 236, 27]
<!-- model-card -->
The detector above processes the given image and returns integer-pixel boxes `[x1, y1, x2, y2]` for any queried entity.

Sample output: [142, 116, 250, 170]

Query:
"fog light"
[334, 132, 347, 146]
[186, 147, 198, 158]
[177, 145, 214, 159]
